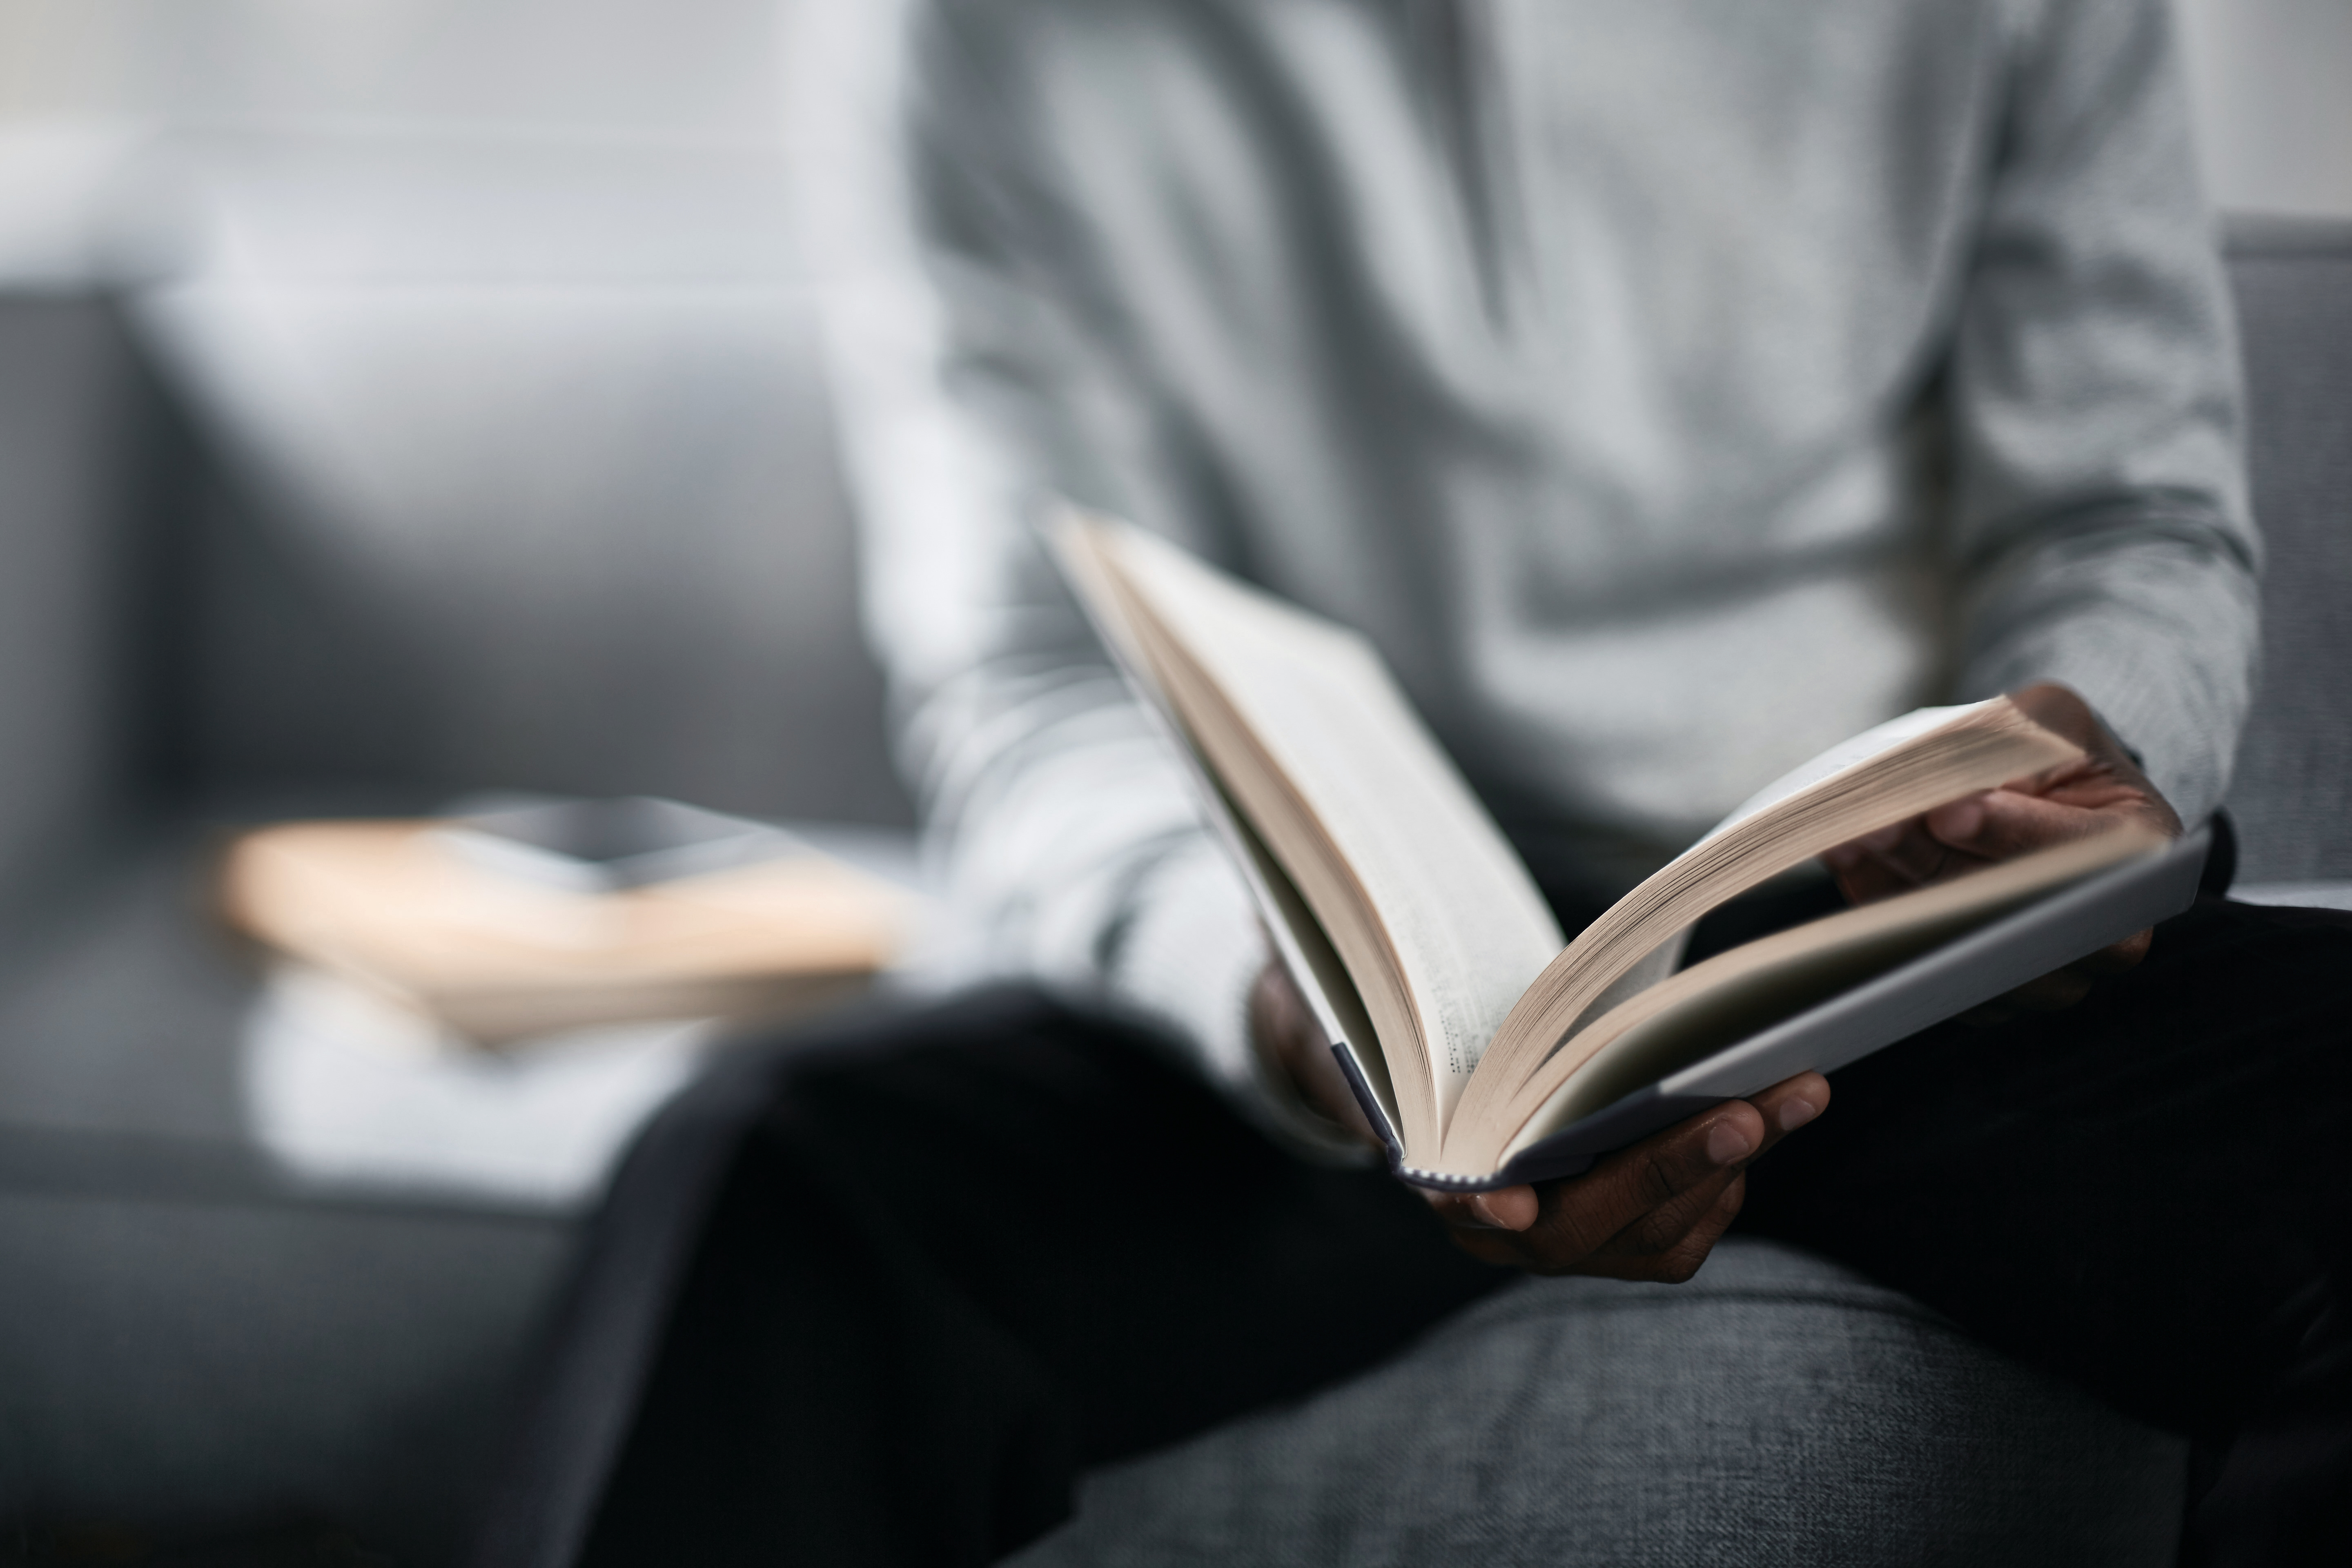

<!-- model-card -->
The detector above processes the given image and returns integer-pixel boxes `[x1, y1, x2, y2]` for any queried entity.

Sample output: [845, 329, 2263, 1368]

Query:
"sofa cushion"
[0, 1163, 572, 1562]
[1011, 1238, 2185, 1568]
[0, 834, 583, 1557]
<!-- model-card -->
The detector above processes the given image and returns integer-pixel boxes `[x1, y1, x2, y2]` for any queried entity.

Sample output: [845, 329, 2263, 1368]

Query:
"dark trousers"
[468, 896, 2352, 1568]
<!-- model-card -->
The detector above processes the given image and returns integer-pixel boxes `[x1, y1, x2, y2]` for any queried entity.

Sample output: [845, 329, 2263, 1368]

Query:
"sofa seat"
[0, 833, 584, 1561]
[1015, 1239, 2186, 1568]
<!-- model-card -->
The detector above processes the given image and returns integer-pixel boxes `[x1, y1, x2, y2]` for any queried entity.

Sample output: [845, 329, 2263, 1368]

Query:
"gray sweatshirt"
[787, 0, 2258, 1147]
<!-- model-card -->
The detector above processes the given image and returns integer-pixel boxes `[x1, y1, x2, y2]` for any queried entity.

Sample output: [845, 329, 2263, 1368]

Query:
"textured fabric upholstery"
[0, 1171, 570, 1562]
[0, 300, 154, 922]
[2223, 220, 2352, 881]
[1011, 1241, 2185, 1568]
[0, 836, 582, 1557]
[139, 278, 910, 828]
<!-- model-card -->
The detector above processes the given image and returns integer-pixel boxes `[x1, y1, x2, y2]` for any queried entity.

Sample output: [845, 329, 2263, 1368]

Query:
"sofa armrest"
[0, 293, 178, 921]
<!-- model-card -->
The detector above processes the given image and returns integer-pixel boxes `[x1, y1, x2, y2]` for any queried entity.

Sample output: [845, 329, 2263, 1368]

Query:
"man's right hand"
[1250, 961, 1829, 1281]
[1819, 682, 2182, 1021]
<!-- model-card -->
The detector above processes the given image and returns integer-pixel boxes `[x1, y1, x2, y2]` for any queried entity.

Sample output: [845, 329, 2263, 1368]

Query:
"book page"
[1699, 702, 2000, 843]
[1568, 703, 2002, 1019]
[1441, 696, 2080, 1163]
[1563, 703, 1999, 1021]
[1223, 792, 1402, 1139]
[1097, 524, 1564, 1143]
[1473, 822, 2164, 1173]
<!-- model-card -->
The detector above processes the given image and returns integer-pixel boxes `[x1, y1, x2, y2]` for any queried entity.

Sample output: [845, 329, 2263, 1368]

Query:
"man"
[470, 2, 2348, 1564]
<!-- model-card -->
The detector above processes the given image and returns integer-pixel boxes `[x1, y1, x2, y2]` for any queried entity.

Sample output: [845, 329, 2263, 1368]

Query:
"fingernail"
[1705, 1118, 1759, 1166]
[1468, 1193, 1510, 1229]
[1774, 1096, 1820, 1133]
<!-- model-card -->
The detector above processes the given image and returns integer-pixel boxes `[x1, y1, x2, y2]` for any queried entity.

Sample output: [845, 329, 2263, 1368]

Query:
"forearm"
[911, 667, 1370, 1159]
[1954, 516, 2258, 822]
[790, 0, 1355, 1157]
[1942, 0, 2259, 823]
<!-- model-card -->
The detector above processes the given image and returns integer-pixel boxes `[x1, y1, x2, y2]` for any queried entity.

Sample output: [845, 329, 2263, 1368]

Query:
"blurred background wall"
[2175, 0, 2352, 221]
[2, 0, 2339, 251]
[0, 0, 911, 831]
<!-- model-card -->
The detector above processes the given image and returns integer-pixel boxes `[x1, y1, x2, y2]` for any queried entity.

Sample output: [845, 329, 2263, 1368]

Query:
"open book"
[1054, 514, 2209, 1190]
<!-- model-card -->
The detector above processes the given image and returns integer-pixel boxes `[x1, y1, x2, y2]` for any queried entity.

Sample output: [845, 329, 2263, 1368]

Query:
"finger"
[1823, 847, 1913, 906]
[1823, 820, 1910, 865]
[1822, 816, 1939, 901]
[1440, 1078, 1825, 1273]
[1446, 1103, 1760, 1271]
[1831, 815, 1986, 898]
[1428, 1185, 1539, 1234]
[1853, 818, 1961, 888]
[1584, 1076, 1824, 1260]
[2005, 686, 2182, 825]
[1472, 1185, 1538, 1231]
[1452, 1170, 1741, 1277]
[1576, 1174, 1748, 1283]
[1573, 1165, 1743, 1262]
[1523, 1101, 1764, 1260]
[1743, 1071, 1831, 1158]
[1925, 788, 2109, 861]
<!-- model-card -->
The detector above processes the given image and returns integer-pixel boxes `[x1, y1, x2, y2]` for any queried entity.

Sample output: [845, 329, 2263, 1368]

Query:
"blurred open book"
[220, 798, 920, 1046]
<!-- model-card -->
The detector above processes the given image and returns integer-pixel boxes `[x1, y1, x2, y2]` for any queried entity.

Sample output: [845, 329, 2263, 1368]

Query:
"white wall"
[0, 0, 784, 141]
[0, 0, 802, 283]
[3, 0, 2345, 223]
[2175, 0, 2352, 220]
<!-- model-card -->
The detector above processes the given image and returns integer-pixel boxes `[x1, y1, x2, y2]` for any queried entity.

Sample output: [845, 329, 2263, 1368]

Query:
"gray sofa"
[0, 219, 2343, 1563]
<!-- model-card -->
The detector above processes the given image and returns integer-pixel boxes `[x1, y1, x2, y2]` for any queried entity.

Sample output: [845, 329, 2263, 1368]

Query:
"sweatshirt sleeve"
[783, 0, 1366, 1160]
[1943, 0, 2261, 822]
